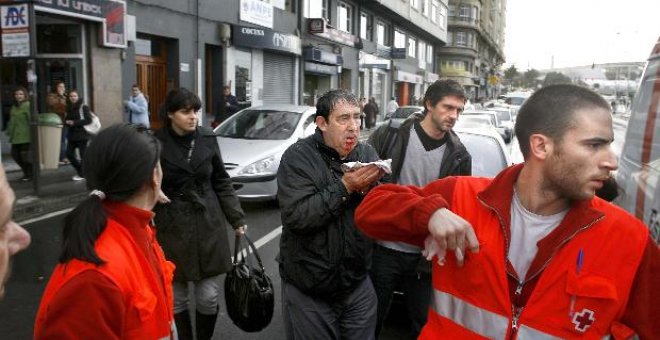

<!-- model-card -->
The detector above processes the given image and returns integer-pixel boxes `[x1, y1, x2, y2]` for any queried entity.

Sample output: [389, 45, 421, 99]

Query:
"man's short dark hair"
[315, 89, 359, 120]
[422, 79, 466, 114]
[514, 84, 610, 159]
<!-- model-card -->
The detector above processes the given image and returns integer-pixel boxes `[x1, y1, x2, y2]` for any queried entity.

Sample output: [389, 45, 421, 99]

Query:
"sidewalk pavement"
[2, 154, 88, 223]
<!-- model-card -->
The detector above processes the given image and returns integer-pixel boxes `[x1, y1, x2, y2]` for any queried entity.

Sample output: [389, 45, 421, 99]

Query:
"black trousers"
[11, 143, 32, 178]
[66, 139, 88, 177]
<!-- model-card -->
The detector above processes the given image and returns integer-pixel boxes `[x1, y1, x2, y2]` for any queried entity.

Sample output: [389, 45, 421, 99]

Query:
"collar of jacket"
[311, 128, 362, 163]
[156, 126, 216, 173]
[477, 163, 606, 281]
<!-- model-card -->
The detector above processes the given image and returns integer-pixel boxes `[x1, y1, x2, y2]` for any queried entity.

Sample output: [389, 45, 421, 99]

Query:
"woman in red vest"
[34, 124, 176, 339]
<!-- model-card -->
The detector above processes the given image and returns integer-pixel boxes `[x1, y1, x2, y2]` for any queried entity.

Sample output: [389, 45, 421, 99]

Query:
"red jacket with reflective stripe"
[34, 219, 176, 339]
[356, 164, 655, 339]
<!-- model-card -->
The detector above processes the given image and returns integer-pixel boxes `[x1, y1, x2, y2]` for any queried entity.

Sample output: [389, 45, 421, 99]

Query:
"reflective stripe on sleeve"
[431, 289, 509, 340]
[517, 325, 561, 339]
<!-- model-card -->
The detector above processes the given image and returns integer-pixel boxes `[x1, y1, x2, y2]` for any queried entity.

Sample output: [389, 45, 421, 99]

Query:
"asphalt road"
[0, 201, 408, 339]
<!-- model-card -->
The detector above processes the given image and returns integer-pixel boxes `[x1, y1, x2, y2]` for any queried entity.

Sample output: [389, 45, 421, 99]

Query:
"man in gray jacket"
[368, 79, 472, 338]
[277, 89, 384, 340]
[124, 84, 150, 129]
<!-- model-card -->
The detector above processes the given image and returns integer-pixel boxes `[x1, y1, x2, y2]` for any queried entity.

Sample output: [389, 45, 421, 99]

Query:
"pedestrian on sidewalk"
[153, 88, 247, 340]
[46, 80, 68, 165]
[6, 86, 33, 181]
[364, 97, 379, 129]
[34, 124, 175, 339]
[124, 84, 150, 129]
[212, 85, 239, 128]
[64, 90, 91, 181]
[386, 96, 399, 118]
[0, 164, 31, 300]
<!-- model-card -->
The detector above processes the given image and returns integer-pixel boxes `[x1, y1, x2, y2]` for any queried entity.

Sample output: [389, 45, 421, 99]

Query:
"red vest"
[420, 178, 648, 340]
[34, 219, 176, 339]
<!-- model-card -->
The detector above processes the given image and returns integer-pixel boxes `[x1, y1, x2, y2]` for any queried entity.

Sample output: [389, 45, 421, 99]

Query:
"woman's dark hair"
[12, 86, 28, 106]
[159, 88, 202, 127]
[59, 124, 161, 265]
[66, 89, 83, 112]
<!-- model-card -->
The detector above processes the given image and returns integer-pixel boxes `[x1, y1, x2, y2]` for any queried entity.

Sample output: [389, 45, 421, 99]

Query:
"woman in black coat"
[153, 88, 246, 340]
[63, 89, 91, 181]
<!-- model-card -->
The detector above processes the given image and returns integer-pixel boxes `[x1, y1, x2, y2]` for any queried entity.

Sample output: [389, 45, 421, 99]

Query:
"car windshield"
[456, 115, 493, 128]
[492, 109, 512, 122]
[392, 107, 422, 119]
[458, 133, 508, 177]
[217, 109, 302, 140]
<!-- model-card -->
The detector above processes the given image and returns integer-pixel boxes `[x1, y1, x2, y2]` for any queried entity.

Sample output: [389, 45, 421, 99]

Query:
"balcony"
[448, 16, 479, 30]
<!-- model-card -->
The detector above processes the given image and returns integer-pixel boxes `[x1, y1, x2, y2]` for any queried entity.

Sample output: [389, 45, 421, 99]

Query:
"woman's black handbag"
[225, 233, 274, 332]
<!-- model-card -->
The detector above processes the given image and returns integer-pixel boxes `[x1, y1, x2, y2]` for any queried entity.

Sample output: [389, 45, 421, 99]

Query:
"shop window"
[234, 49, 252, 105]
[36, 24, 82, 54]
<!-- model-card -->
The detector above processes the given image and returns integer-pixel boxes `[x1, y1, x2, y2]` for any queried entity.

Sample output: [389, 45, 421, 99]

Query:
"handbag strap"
[233, 233, 265, 271]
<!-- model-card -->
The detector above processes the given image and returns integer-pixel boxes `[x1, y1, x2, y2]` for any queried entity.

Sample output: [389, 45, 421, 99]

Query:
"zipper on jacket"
[510, 306, 523, 338]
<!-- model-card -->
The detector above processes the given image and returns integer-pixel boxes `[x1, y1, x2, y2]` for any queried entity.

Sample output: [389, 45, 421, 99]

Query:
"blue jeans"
[369, 243, 432, 339]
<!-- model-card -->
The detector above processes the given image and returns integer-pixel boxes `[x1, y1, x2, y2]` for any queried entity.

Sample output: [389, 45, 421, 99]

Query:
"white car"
[214, 105, 317, 201]
[461, 110, 510, 143]
[454, 126, 511, 177]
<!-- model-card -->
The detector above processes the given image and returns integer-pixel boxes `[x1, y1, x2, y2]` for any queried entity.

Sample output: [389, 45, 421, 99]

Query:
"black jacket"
[65, 103, 91, 142]
[277, 129, 380, 298]
[153, 126, 245, 282]
[368, 114, 472, 182]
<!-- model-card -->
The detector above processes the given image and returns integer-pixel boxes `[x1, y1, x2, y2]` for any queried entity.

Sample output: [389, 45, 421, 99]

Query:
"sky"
[504, 0, 660, 71]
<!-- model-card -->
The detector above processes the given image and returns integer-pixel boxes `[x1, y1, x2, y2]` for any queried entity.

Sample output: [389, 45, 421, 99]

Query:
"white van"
[614, 36, 660, 242]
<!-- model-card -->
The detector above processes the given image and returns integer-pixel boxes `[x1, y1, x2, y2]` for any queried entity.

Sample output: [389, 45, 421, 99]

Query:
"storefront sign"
[395, 70, 423, 84]
[306, 18, 359, 47]
[233, 25, 301, 55]
[391, 47, 406, 59]
[305, 62, 339, 75]
[34, 0, 126, 48]
[303, 47, 342, 65]
[240, 0, 273, 29]
[360, 53, 391, 70]
[1, 3, 31, 57]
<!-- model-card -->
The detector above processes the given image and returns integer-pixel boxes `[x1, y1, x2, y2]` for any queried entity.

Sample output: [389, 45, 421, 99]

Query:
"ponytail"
[59, 195, 108, 265]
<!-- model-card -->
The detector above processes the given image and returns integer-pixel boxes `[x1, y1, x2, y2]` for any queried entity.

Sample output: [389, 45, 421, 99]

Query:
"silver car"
[214, 105, 317, 201]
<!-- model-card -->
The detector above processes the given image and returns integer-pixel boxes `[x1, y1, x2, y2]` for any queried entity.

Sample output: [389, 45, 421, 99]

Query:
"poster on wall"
[34, 0, 126, 48]
[1, 3, 31, 57]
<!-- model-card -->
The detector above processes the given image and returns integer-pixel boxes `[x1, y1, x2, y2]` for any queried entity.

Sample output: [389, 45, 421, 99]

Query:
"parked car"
[502, 91, 532, 117]
[487, 107, 515, 140]
[385, 105, 424, 122]
[615, 36, 660, 242]
[454, 126, 511, 177]
[214, 105, 317, 201]
[461, 110, 510, 143]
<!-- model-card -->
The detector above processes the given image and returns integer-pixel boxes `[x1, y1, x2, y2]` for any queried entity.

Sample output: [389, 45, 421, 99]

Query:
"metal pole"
[27, 2, 40, 196]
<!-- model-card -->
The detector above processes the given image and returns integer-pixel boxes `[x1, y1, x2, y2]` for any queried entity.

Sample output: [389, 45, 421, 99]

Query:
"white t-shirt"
[508, 191, 568, 280]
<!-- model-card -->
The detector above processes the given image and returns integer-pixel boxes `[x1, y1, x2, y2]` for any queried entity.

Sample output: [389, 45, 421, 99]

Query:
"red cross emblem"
[571, 308, 595, 333]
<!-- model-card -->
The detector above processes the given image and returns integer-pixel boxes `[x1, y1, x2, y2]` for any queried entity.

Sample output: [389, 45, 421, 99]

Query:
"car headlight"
[237, 155, 277, 176]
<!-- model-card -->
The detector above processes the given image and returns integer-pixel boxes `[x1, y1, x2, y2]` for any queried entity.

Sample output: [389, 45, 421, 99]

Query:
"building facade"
[0, 0, 507, 130]
[437, 0, 506, 100]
